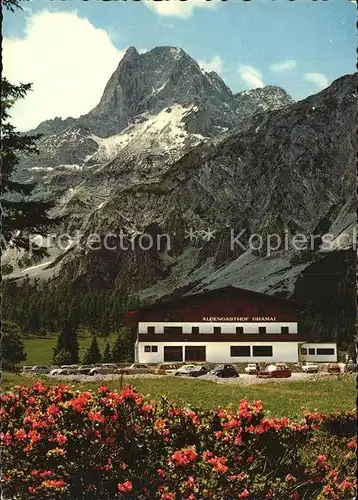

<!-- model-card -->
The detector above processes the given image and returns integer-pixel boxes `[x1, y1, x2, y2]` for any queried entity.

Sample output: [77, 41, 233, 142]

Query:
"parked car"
[49, 367, 63, 376]
[31, 365, 51, 374]
[21, 366, 34, 373]
[175, 365, 196, 376]
[188, 365, 210, 377]
[62, 365, 79, 375]
[301, 362, 319, 373]
[89, 364, 119, 376]
[344, 363, 357, 373]
[77, 365, 93, 375]
[245, 363, 259, 375]
[327, 363, 341, 374]
[116, 364, 154, 375]
[156, 363, 178, 375]
[211, 364, 239, 378]
[257, 363, 291, 378]
[49, 366, 72, 376]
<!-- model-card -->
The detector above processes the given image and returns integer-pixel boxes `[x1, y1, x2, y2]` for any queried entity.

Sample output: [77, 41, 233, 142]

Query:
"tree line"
[2, 278, 140, 336]
[53, 321, 134, 366]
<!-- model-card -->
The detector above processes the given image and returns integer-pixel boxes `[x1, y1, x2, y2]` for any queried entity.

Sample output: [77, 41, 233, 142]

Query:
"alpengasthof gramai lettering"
[202, 316, 277, 322]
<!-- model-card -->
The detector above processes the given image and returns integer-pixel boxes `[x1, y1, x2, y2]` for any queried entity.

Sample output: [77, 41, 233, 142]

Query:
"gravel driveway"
[42, 371, 337, 385]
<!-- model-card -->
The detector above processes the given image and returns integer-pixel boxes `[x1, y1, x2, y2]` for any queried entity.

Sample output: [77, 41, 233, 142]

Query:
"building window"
[164, 346, 183, 362]
[236, 327, 244, 334]
[253, 346, 273, 357]
[164, 326, 183, 334]
[213, 327, 221, 334]
[147, 326, 155, 334]
[191, 326, 199, 334]
[144, 346, 158, 353]
[258, 327, 266, 334]
[185, 346, 206, 362]
[230, 346, 251, 357]
[309, 348, 315, 355]
[281, 326, 289, 334]
[300, 348, 307, 355]
[317, 348, 335, 355]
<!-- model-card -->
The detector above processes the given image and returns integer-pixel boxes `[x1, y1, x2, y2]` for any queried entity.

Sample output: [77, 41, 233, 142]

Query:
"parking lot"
[38, 370, 344, 385]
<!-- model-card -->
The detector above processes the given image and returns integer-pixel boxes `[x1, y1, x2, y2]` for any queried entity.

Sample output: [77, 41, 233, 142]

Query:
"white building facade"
[125, 287, 338, 365]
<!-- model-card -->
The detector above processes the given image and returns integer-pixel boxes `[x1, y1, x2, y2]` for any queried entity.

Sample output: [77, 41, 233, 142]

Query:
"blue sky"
[3, 0, 356, 130]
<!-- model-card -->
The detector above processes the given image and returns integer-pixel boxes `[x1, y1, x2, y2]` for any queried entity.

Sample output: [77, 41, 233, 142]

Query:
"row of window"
[143, 345, 273, 359]
[144, 326, 292, 334]
[300, 348, 335, 355]
[230, 345, 273, 357]
[144, 346, 158, 353]
[145, 346, 336, 356]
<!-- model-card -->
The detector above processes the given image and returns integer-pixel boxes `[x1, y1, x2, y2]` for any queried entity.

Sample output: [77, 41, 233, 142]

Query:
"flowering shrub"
[1, 383, 356, 499]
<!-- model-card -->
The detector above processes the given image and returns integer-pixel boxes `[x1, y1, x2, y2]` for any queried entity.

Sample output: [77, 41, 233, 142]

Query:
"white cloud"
[2, 11, 125, 131]
[145, 0, 217, 19]
[269, 59, 297, 73]
[238, 65, 264, 89]
[198, 56, 222, 75]
[304, 72, 329, 90]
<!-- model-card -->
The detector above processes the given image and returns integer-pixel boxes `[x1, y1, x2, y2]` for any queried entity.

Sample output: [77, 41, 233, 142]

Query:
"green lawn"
[23, 334, 117, 365]
[1, 372, 355, 419]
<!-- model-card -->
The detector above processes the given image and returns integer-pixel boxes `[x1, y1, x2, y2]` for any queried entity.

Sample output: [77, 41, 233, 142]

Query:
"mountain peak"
[83, 45, 239, 137]
[124, 46, 138, 57]
[29, 46, 294, 139]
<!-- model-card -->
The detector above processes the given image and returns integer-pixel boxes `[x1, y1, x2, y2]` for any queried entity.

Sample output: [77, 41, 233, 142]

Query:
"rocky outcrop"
[55, 74, 356, 304]
[28, 47, 292, 139]
[8, 47, 356, 342]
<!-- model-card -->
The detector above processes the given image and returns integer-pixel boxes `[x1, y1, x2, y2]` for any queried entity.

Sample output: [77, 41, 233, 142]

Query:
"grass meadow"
[1, 372, 355, 419]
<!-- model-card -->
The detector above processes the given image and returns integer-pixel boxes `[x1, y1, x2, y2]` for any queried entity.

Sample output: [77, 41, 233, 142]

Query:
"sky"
[3, 0, 356, 131]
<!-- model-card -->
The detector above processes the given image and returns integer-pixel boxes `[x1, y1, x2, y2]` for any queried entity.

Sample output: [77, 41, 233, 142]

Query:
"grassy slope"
[23, 334, 117, 365]
[1, 372, 355, 419]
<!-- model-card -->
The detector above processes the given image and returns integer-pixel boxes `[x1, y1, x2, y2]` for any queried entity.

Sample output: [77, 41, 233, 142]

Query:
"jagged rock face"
[234, 86, 293, 123]
[28, 47, 290, 139]
[56, 74, 356, 303]
[8, 45, 356, 344]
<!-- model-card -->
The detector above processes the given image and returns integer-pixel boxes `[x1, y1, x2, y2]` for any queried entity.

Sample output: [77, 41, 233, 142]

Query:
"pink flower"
[316, 455, 328, 468]
[41, 479, 66, 488]
[339, 480, 354, 491]
[169, 446, 198, 467]
[239, 489, 250, 498]
[347, 438, 356, 449]
[88, 411, 105, 423]
[118, 481, 133, 493]
[55, 433, 67, 445]
[47, 404, 60, 416]
[14, 429, 27, 441]
[161, 493, 176, 500]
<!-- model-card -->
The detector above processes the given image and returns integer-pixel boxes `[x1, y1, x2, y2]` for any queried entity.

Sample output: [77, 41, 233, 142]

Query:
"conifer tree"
[111, 333, 122, 363]
[1, 0, 57, 254]
[102, 342, 112, 363]
[82, 336, 102, 365]
[52, 320, 79, 365]
[2, 321, 26, 369]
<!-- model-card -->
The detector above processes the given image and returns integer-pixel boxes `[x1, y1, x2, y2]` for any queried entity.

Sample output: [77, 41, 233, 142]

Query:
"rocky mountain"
[17, 46, 294, 224]
[234, 85, 293, 123]
[28, 46, 291, 139]
[6, 46, 356, 341]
